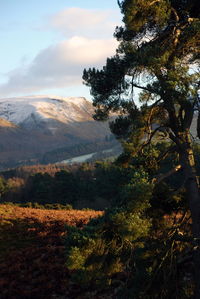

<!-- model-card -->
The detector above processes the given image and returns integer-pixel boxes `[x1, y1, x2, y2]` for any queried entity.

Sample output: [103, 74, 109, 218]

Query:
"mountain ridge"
[0, 95, 115, 169]
[0, 95, 94, 125]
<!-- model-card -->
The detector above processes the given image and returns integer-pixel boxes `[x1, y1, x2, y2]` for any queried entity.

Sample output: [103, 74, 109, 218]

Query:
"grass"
[0, 204, 103, 298]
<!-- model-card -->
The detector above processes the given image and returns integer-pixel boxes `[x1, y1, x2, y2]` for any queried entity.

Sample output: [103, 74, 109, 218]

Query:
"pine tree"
[83, 0, 200, 297]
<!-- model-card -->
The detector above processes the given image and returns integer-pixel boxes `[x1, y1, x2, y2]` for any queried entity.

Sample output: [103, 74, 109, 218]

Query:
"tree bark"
[179, 132, 200, 298]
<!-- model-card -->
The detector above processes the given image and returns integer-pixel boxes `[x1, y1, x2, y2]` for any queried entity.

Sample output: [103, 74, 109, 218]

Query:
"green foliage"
[64, 160, 192, 297]
[65, 168, 152, 289]
[120, 0, 171, 32]
[1, 162, 140, 209]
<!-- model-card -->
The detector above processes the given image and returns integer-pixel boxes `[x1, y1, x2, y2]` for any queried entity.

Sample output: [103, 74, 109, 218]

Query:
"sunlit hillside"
[0, 204, 102, 298]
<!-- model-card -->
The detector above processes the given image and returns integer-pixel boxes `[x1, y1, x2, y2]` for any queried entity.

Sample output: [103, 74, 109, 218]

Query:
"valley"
[0, 95, 117, 170]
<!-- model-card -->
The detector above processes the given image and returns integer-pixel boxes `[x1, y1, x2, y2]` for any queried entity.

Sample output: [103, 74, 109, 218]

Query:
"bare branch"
[152, 165, 182, 184]
[130, 76, 137, 109]
[157, 145, 177, 163]
[140, 125, 166, 151]
[171, 7, 180, 22]
[167, 130, 182, 147]
[150, 98, 163, 108]
[149, 0, 161, 6]
[132, 83, 159, 95]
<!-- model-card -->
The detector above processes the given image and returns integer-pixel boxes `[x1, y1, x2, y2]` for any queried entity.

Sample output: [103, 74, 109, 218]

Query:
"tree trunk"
[179, 132, 200, 298]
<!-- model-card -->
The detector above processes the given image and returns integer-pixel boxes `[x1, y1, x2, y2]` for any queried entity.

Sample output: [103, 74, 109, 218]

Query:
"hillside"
[0, 204, 102, 298]
[0, 95, 115, 169]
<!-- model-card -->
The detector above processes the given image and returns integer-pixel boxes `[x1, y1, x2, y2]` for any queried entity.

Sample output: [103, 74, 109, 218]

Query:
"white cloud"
[50, 7, 119, 38]
[0, 7, 121, 97]
[0, 36, 118, 97]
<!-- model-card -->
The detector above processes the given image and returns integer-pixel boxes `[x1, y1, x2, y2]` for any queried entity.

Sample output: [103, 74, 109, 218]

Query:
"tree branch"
[149, 0, 161, 6]
[157, 145, 177, 163]
[152, 165, 182, 184]
[150, 98, 163, 108]
[132, 83, 159, 95]
[167, 130, 182, 147]
[171, 7, 180, 22]
[140, 125, 166, 151]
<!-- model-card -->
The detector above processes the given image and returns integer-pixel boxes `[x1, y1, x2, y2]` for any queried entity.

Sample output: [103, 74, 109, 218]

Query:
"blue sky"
[0, 0, 121, 99]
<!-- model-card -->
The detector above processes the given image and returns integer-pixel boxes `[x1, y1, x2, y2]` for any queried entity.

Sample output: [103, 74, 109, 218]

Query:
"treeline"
[0, 162, 131, 210]
[1, 164, 78, 180]
[2, 143, 200, 212]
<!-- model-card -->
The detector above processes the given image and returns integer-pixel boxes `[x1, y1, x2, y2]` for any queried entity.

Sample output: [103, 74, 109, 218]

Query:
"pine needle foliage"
[66, 0, 200, 297]
[65, 169, 152, 290]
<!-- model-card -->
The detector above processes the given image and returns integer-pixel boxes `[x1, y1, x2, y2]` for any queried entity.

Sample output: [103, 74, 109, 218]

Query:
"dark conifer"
[82, 0, 200, 297]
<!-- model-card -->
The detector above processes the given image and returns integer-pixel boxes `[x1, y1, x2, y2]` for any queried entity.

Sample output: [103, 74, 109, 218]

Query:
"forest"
[1, 0, 200, 298]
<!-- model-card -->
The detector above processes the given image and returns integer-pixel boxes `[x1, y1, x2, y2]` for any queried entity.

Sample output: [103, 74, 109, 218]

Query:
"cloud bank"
[0, 8, 119, 97]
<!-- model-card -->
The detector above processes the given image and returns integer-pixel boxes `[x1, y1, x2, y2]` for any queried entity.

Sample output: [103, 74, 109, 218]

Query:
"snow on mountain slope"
[0, 95, 94, 125]
[0, 95, 116, 169]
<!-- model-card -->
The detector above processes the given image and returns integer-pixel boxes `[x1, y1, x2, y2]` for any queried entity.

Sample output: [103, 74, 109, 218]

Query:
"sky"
[0, 0, 122, 100]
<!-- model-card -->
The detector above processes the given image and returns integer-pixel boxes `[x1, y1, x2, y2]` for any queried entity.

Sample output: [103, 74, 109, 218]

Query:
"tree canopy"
[82, 0, 200, 297]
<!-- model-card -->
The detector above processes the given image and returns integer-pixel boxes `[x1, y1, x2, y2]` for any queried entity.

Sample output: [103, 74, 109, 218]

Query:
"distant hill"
[0, 95, 116, 169]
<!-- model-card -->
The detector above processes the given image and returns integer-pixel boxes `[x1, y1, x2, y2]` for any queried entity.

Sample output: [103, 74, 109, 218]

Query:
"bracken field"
[0, 204, 103, 299]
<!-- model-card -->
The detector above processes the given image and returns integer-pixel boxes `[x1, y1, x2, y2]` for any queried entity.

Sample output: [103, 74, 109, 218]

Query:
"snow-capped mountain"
[0, 95, 114, 169]
[0, 95, 95, 128]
